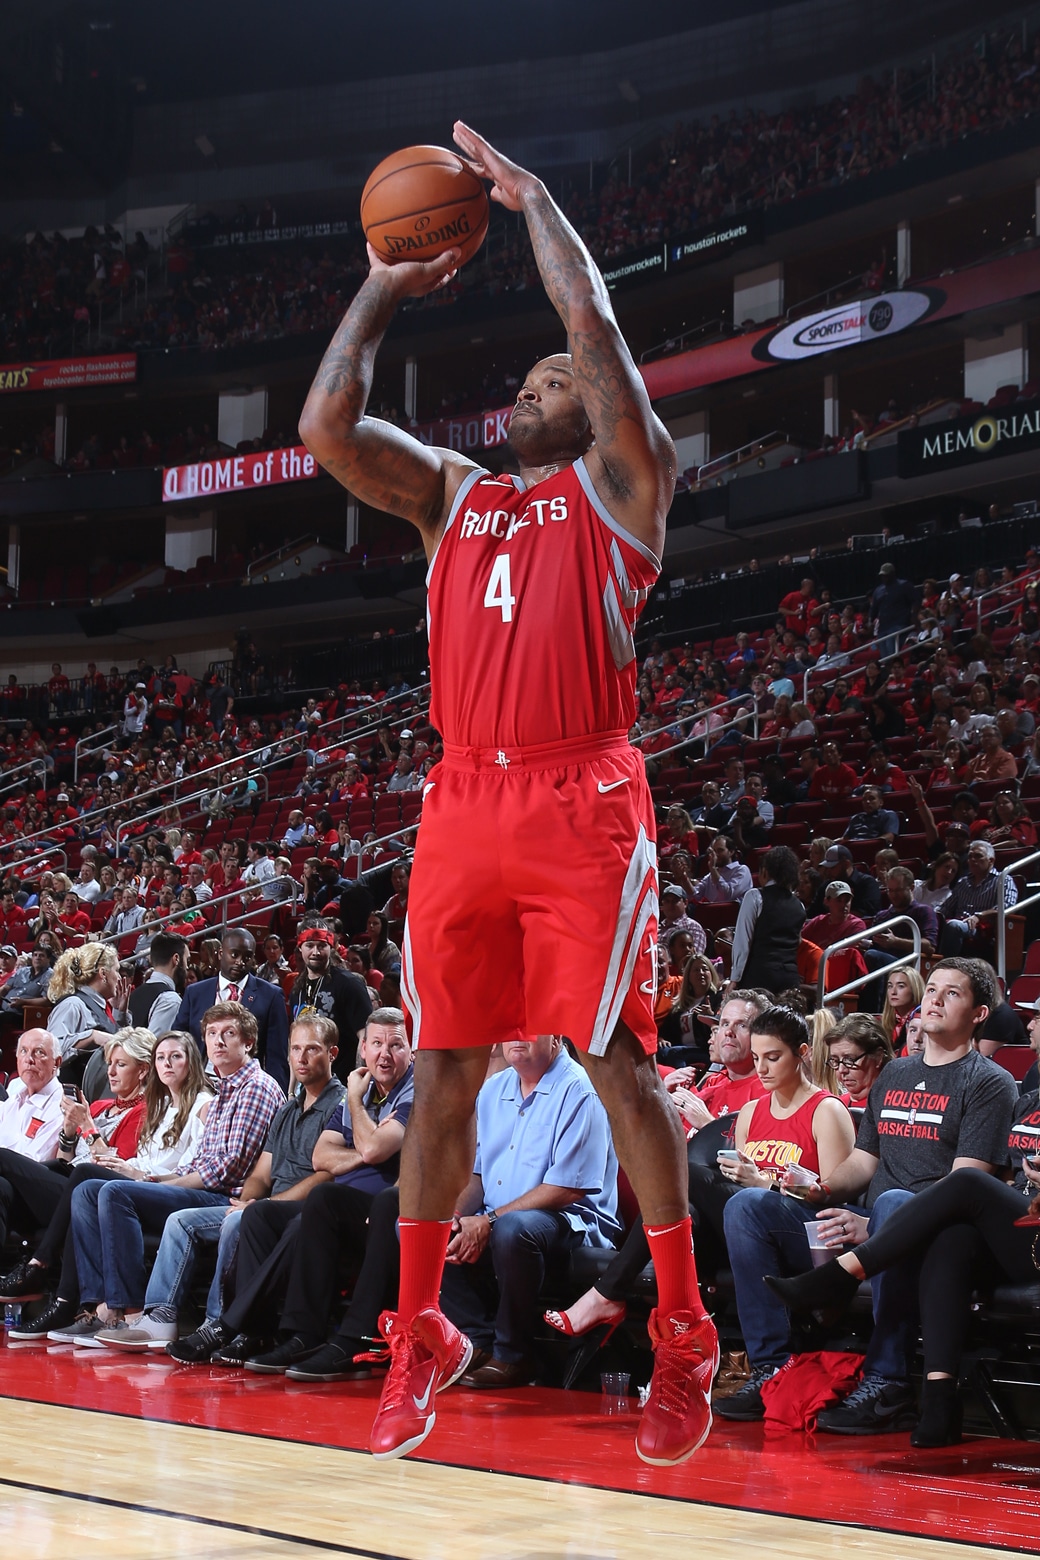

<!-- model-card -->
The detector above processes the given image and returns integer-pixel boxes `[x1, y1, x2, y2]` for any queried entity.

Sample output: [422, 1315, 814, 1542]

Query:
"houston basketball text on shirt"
[878, 1087, 952, 1142]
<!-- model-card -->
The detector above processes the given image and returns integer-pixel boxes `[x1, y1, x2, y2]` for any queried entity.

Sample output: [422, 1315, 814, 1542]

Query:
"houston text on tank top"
[425, 457, 660, 750]
[742, 1090, 828, 1178]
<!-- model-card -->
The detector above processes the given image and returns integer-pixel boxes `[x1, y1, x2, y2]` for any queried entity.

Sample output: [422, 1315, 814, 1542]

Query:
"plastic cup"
[804, 1220, 838, 1267]
[600, 1371, 631, 1414]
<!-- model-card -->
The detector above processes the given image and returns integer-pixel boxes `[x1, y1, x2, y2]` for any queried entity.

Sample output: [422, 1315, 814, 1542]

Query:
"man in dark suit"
[175, 928, 289, 1090]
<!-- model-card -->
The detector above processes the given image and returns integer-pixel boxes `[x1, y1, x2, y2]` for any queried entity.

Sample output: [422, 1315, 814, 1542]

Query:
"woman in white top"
[2, 1030, 212, 1341]
[913, 851, 958, 913]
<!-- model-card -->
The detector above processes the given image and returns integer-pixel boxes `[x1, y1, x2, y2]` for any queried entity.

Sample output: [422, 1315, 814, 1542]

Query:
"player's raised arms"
[299, 245, 477, 555]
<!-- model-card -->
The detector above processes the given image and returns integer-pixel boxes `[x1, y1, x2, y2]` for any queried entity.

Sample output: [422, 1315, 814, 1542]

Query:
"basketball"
[361, 145, 489, 268]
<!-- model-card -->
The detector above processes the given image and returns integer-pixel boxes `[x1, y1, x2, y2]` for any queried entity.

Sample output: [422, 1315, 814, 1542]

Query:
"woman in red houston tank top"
[712, 1006, 857, 1421]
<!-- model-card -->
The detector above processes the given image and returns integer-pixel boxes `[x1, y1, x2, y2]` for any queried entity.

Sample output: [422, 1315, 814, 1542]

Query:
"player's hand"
[366, 243, 460, 299]
[453, 121, 536, 211]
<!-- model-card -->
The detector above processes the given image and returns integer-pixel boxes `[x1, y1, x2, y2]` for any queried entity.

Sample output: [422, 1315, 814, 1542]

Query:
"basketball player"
[299, 121, 718, 1465]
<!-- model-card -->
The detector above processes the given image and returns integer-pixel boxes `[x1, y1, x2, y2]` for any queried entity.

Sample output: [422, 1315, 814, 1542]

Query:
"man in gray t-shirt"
[795, 958, 1017, 1434]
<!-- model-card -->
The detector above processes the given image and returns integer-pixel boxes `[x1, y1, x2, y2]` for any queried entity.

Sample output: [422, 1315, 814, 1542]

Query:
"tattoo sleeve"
[301, 276, 447, 529]
[520, 182, 674, 497]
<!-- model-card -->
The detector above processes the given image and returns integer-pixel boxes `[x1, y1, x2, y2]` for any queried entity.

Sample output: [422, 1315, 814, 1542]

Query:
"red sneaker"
[369, 1307, 474, 1461]
[635, 1308, 719, 1466]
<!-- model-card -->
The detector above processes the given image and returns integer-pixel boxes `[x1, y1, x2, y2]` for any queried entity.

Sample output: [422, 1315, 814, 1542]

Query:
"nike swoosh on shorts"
[597, 778, 631, 793]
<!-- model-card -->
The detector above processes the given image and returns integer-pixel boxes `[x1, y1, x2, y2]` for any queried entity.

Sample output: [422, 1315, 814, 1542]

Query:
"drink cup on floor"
[600, 1371, 631, 1413]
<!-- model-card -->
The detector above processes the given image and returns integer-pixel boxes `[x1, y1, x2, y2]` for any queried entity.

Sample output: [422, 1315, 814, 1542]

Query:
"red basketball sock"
[645, 1217, 706, 1320]
[396, 1218, 453, 1324]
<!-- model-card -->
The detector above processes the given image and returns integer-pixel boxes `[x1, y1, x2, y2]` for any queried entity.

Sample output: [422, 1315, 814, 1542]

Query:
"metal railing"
[112, 771, 271, 855]
[97, 878, 301, 950]
[817, 914, 922, 1010]
[0, 680, 431, 865]
[6, 846, 67, 883]
[630, 689, 761, 765]
[697, 431, 788, 487]
[996, 847, 1040, 983]
[976, 567, 1040, 636]
[74, 724, 119, 783]
[96, 818, 419, 951]
[800, 626, 914, 703]
[245, 535, 322, 581]
[0, 757, 48, 801]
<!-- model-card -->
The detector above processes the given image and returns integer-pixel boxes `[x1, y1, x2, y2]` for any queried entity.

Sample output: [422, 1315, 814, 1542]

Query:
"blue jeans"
[723, 1188, 819, 1368]
[143, 1204, 242, 1318]
[72, 1178, 228, 1311]
[440, 1209, 584, 1362]
[863, 1188, 917, 1382]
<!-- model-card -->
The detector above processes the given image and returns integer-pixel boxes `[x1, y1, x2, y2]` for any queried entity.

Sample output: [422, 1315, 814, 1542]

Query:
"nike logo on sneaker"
[597, 778, 631, 793]
[412, 1362, 437, 1413]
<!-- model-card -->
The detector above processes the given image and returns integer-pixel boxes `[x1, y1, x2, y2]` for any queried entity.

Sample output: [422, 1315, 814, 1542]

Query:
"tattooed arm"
[299, 245, 477, 554]
[454, 121, 675, 554]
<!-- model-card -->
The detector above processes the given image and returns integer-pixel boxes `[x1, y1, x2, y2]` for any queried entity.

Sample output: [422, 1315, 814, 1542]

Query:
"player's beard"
[507, 403, 591, 466]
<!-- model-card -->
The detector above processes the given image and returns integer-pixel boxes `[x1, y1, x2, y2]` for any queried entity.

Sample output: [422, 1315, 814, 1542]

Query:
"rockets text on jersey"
[425, 457, 660, 750]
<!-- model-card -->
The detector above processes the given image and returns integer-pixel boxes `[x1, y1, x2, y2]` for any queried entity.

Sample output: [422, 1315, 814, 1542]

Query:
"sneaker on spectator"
[815, 1373, 916, 1435]
[211, 1333, 271, 1366]
[78, 1318, 135, 1349]
[166, 1319, 231, 1364]
[713, 1363, 780, 1422]
[635, 1308, 719, 1466]
[244, 1335, 323, 1374]
[94, 1314, 177, 1351]
[48, 1311, 104, 1344]
[7, 1296, 76, 1340]
[369, 1308, 474, 1461]
[286, 1338, 383, 1382]
[0, 1259, 54, 1302]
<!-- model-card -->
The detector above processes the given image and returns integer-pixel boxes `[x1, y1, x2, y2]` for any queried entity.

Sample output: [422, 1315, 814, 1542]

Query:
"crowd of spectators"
[1, 25, 1037, 366]
[1, 534, 1040, 1445]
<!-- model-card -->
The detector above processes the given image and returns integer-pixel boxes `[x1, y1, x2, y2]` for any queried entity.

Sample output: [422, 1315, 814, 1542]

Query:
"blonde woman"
[658, 952, 721, 1063]
[0, 1027, 153, 1335]
[47, 943, 132, 1088]
[881, 966, 925, 1050]
[809, 1005, 838, 1089]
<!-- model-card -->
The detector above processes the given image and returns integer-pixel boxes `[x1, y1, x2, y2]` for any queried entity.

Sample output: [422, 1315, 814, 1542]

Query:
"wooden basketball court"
[2, 1336, 1038, 1558]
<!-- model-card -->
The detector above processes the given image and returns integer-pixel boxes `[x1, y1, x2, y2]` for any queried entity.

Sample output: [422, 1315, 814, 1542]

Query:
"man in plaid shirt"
[938, 840, 1018, 956]
[70, 1001, 284, 1348]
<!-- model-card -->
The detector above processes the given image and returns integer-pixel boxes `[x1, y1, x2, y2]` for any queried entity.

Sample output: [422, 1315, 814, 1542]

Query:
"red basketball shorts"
[399, 733, 659, 1056]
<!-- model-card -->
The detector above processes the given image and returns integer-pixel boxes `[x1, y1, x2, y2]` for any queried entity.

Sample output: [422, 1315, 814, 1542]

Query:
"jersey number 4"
[483, 553, 516, 623]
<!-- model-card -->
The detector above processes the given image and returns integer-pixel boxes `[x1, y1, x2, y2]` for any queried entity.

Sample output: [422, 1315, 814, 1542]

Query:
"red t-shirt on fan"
[426, 458, 660, 749]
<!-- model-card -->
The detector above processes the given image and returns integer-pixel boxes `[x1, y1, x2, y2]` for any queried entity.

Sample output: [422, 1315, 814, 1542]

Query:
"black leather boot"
[911, 1376, 962, 1448]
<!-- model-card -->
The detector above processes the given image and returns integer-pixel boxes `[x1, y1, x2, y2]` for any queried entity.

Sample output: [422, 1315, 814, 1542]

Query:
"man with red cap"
[289, 916, 373, 1082]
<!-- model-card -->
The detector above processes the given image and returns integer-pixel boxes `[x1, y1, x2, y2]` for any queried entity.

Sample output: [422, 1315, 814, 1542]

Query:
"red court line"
[2, 1338, 1038, 1552]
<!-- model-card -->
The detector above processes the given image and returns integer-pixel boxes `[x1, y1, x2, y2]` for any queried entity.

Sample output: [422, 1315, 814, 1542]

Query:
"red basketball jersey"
[426, 457, 660, 748]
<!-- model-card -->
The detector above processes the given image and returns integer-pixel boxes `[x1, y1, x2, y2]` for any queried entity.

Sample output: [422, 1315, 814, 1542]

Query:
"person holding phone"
[766, 998, 1040, 1446]
[711, 1006, 856, 1422]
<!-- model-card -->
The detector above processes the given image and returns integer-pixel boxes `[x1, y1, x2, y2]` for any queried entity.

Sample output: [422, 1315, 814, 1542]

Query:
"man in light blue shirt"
[441, 1036, 620, 1389]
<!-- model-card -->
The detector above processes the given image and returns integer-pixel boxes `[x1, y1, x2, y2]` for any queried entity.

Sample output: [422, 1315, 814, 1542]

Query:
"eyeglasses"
[826, 1055, 870, 1072]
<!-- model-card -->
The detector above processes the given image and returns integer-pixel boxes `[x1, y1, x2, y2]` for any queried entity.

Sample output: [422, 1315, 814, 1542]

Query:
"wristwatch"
[484, 1208, 498, 1227]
